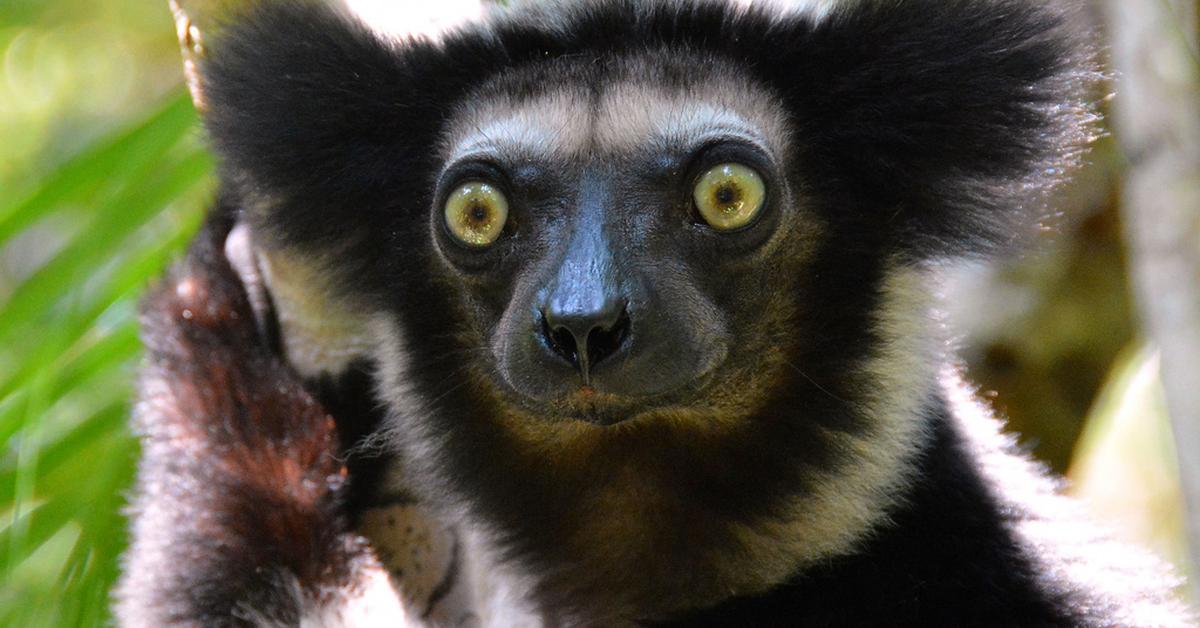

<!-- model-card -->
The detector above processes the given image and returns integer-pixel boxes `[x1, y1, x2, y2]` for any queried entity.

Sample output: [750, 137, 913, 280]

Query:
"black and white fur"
[116, 0, 1191, 625]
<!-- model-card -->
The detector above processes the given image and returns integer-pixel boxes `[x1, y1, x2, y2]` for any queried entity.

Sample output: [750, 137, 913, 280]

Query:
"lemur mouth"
[552, 373, 723, 426]
[486, 344, 725, 425]
[559, 386, 641, 425]
[494, 384, 668, 426]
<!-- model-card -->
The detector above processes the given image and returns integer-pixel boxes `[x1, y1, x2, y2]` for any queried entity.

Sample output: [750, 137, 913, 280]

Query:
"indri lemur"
[116, 0, 1192, 625]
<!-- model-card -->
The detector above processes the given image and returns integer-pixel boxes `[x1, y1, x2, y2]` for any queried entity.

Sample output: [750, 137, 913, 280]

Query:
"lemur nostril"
[541, 314, 581, 366]
[586, 309, 630, 368]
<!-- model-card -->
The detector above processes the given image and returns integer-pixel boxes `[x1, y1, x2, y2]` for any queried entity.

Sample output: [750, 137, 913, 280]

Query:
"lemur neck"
[657, 396, 1072, 626]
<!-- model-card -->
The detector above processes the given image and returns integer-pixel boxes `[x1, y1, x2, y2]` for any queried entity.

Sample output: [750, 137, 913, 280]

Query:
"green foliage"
[0, 91, 211, 626]
[0, 1, 205, 622]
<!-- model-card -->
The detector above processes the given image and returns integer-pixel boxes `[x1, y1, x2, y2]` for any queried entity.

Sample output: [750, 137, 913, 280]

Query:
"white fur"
[237, 561, 410, 628]
[592, 76, 792, 160]
[443, 67, 793, 168]
[340, 0, 486, 44]
[297, 565, 409, 628]
[251, 240, 377, 380]
[946, 370, 1193, 626]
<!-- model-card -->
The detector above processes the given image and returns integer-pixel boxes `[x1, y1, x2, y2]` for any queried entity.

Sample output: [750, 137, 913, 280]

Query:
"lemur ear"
[171, 0, 488, 110]
[169, 0, 258, 111]
[767, 0, 1101, 259]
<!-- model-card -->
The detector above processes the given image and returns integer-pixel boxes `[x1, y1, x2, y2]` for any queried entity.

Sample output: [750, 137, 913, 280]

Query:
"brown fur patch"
[116, 213, 398, 625]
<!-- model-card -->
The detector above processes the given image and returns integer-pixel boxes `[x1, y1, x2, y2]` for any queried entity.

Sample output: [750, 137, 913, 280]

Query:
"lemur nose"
[540, 299, 630, 385]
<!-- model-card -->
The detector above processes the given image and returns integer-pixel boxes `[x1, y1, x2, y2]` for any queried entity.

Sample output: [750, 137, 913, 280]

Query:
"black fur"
[116, 1, 1191, 626]
[203, 0, 1096, 269]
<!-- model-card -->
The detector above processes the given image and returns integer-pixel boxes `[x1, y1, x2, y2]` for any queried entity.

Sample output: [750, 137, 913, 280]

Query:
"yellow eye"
[692, 163, 766, 231]
[444, 181, 509, 247]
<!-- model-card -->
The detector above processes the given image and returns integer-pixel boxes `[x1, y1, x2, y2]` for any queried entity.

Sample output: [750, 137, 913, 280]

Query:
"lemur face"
[431, 54, 810, 425]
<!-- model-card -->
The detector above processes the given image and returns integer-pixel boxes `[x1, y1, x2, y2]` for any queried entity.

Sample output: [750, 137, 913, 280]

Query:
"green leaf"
[0, 179, 208, 403]
[0, 83, 210, 625]
[0, 148, 212, 344]
[0, 93, 198, 248]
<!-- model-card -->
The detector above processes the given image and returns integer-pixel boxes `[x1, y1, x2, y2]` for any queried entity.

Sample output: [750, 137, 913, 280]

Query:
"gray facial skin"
[432, 55, 800, 423]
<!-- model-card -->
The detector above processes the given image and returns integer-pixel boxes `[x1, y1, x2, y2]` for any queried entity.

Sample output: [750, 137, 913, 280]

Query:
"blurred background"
[0, 0, 1196, 625]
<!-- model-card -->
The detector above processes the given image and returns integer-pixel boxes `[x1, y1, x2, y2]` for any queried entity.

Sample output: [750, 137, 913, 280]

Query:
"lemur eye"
[692, 163, 766, 231]
[445, 181, 509, 247]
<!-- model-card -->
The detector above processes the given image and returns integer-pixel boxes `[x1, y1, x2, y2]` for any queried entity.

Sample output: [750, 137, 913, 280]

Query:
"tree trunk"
[1105, 0, 1200, 601]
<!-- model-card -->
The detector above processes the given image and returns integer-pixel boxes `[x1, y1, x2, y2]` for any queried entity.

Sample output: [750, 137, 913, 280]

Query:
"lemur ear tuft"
[767, 0, 1102, 259]
[170, 0, 264, 111]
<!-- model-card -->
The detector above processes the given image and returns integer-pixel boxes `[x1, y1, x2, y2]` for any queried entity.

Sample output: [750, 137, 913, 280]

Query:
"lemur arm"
[115, 210, 406, 626]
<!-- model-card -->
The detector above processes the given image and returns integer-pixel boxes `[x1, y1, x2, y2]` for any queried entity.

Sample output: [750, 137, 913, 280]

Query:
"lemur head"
[194, 0, 1096, 618]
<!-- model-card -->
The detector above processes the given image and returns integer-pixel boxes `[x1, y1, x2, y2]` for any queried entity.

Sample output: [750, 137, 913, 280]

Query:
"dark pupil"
[469, 203, 489, 223]
[714, 184, 738, 206]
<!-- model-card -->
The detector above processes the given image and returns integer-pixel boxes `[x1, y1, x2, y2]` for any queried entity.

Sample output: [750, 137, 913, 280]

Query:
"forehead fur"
[443, 52, 792, 164]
